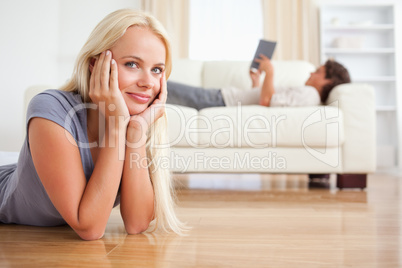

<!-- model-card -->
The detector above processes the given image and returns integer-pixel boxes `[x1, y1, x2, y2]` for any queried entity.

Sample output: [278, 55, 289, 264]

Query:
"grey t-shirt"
[0, 90, 98, 226]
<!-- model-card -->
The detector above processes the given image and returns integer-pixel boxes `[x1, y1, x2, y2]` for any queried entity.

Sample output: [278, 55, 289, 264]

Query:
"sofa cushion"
[166, 104, 199, 147]
[169, 59, 205, 87]
[202, 60, 316, 89]
[167, 105, 344, 149]
[170, 59, 316, 90]
[273, 61, 316, 88]
[202, 61, 252, 90]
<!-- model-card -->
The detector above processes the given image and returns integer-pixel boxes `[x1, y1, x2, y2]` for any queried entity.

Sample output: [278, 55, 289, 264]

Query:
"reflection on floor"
[174, 173, 337, 191]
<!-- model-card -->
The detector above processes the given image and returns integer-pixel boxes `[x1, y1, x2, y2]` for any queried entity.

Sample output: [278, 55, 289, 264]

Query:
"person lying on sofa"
[166, 55, 351, 110]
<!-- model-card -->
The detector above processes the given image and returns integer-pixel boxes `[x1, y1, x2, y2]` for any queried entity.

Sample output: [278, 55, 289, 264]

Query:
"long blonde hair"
[61, 9, 185, 235]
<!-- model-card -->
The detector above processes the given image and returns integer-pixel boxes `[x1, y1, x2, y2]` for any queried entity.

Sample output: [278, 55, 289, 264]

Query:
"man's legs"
[166, 81, 225, 110]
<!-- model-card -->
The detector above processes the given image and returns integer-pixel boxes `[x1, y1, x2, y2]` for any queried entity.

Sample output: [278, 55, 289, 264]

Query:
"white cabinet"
[319, 4, 398, 168]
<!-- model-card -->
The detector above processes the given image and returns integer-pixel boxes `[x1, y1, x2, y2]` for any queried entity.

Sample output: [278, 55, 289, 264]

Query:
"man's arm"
[250, 69, 261, 88]
[254, 54, 275, 107]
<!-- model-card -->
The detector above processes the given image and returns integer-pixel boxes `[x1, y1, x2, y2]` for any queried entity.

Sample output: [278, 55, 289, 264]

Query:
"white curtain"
[261, 0, 320, 65]
[141, 0, 189, 59]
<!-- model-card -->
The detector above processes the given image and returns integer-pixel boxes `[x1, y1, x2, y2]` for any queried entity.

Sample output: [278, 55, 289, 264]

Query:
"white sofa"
[21, 59, 375, 188]
[165, 59, 376, 188]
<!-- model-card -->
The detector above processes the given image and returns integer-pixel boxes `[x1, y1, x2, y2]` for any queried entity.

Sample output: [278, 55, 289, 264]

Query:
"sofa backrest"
[169, 59, 316, 90]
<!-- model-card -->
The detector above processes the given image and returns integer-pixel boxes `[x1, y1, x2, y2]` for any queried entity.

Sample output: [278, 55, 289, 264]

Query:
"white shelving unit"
[319, 3, 398, 168]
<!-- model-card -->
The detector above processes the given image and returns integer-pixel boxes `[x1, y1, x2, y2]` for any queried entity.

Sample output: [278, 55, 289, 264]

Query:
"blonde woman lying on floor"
[0, 9, 185, 240]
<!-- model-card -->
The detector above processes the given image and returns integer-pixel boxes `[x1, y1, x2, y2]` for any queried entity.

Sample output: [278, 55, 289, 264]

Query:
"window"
[189, 0, 263, 61]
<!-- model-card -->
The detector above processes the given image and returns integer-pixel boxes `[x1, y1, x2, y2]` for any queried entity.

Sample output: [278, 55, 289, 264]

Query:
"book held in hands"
[250, 39, 277, 72]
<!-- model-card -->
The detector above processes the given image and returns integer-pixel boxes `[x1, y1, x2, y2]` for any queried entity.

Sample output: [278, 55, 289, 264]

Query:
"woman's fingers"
[109, 58, 118, 92]
[90, 52, 103, 96]
[92, 51, 112, 90]
[90, 51, 116, 97]
[88, 50, 127, 117]
[100, 51, 112, 92]
[94, 51, 105, 87]
[152, 72, 167, 116]
[146, 72, 166, 112]
[158, 72, 167, 104]
[89, 58, 96, 95]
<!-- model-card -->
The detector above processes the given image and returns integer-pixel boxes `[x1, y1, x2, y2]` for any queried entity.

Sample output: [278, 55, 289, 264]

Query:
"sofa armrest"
[326, 83, 376, 173]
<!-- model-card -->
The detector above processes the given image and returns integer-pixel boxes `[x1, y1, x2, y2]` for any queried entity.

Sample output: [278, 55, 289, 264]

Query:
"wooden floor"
[1, 172, 401, 267]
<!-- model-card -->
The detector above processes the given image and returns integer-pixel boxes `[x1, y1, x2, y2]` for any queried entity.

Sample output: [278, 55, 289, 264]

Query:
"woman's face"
[110, 26, 166, 116]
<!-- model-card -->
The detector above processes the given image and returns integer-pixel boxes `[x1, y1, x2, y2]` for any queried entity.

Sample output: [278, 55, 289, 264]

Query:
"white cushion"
[170, 59, 316, 90]
[197, 106, 344, 148]
[167, 104, 344, 149]
[169, 59, 204, 87]
[166, 104, 199, 147]
[202, 61, 252, 89]
[202, 60, 316, 89]
[273, 60, 316, 88]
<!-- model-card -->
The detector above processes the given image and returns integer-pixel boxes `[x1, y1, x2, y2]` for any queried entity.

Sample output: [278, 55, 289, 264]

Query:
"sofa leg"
[308, 174, 330, 188]
[336, 174, 367, 189]
[308, 174, 330, 179]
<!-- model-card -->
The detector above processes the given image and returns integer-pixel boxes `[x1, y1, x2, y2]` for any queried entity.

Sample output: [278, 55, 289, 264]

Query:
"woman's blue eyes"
[152, 67, 163, 74]
[125, 62, 138, 69]
[125, 62, 163, 74]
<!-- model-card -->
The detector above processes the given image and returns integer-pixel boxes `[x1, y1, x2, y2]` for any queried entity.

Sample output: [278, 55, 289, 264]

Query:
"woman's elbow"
[125, 221, 151, 235]
[75, 228, 105, 241]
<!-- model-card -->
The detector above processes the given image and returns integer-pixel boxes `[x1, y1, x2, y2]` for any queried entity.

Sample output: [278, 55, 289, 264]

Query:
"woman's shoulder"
[26, 89, 86, 133]
[28, 89, 85, 117]
[31, 89, 83, 107]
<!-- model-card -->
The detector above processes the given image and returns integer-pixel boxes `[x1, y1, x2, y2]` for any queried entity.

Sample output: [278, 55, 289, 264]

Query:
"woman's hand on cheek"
[89, 51, 130, 129]
[126, 72, 167, 144]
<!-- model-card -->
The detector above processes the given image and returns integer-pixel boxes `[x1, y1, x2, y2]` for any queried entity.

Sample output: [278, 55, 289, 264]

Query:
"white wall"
[393, 1, 402, 167]
[0, 0, 59, 151]
[0, 0, 141, 152]
[57, 0, 141, 85]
